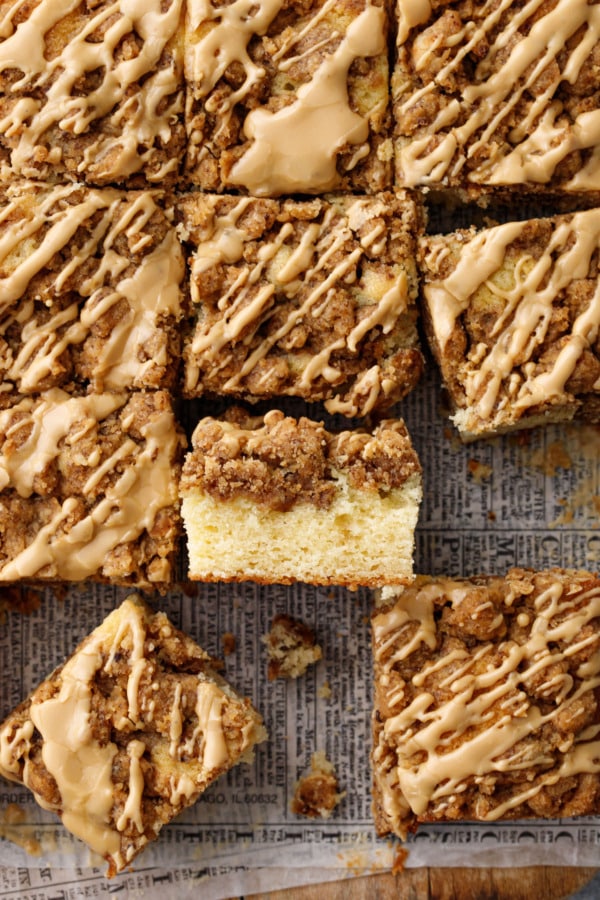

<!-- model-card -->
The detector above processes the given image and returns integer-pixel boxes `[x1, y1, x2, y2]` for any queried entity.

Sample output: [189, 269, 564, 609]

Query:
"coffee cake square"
[372, 569, 600, 839]
[0, 0, 185, 186]
[183, 0, 392, 195]
[0, 181, 185, 397]
[178, 191, 423, 417]
[0, 389, 184, 588]
[419, 209, 600, 439]
[180, 407, 422, 586]
[393, 0, 600, 195]
[0, 594, 265, 875]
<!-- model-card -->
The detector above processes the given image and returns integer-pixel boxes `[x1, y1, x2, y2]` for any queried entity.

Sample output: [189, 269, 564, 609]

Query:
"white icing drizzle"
[423, 209, 600, 430]
[373, 575, 600, 829]
[184, 195, 413, 415]
[0, 389, 180, 581]
[0, 184, 184, 393]
[0, 0, 184, 182]
[396, 0, 600, 189]
[185, 0, 387, 194]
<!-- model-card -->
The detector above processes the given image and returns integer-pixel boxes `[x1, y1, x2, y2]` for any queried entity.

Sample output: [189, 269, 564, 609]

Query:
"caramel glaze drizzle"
[0, 183, 184, 394]
[0, 0, 184, 183]
[0, 597, 248, 873]
[421, 209, 600, 431]
[395, 0, 600, 189]
[183, 194, 416, 417]
[372, 574, 600, 836]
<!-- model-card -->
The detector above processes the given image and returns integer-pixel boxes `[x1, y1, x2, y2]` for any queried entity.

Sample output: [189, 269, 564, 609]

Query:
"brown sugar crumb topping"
[291, 751, 345, 819]
[263, 614, 322, 680]
[181, 409, 421, 512]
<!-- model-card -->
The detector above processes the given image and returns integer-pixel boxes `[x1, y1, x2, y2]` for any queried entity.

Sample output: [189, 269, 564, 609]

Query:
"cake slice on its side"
[0, 181, 185, 398]
[0, 595, 266, 876]
[0, 389, 184, 589]
[0, 0, 185, 186]
[183, 0, 392, 195]
[393, 0, 600, 196]
[178, 191, 423, 418]
[419, 209, 600, 440]
[371, 569, 600, 840]
[180, 408, 422, 586]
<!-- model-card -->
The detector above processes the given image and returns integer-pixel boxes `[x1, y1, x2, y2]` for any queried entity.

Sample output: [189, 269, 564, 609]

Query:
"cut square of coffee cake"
[0, 0, 185, 186]
[178, 191, 423, 418]
[393, 0, 600, 194]
[180, 407, 422, 586]
[419, 209, 600, 440]
[0, 181, 185, 398]
[372, 569, 600, 840]
[183, 0, 392, 195]
[0, 181, 184, 398]
[0, 389, 184, 588]
[0, 594, 266, 876]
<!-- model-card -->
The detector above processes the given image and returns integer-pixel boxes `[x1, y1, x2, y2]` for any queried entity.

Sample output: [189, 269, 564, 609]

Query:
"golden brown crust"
[291, 751, 345, 819]
[178, 191, 423, 417]
[263, 614, 322, 680]
[372, 568, 600, 839]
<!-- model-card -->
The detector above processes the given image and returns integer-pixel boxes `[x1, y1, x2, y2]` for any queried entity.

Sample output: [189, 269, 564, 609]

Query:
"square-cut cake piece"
[393, 0, 600, 194]
[0, 0, 185, 186]
[0, 594, 266, 876]
[371, 568, 600, 840]
[419, 209, 600, 440]
[183, 0, 392, 195]
[180, 407, 422, 586]
[0, 181, 185, 397]
[178, 192, 423, 418]
[0, 389, 184, 588]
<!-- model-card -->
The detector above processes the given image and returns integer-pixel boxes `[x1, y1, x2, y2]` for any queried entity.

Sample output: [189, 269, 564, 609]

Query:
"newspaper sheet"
[1, 365, 599, 898]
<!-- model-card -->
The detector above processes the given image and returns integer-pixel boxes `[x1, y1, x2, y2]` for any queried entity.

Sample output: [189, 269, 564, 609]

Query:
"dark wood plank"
[245, 866, 599, 900]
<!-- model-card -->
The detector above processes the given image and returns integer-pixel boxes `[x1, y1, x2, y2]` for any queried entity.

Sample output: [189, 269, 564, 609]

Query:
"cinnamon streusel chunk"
[263, 614, 322, 680]
[0, 0, 185, 186]
[183, 0, 392, 195]
[0, 389, 184, 588]
[0, 594, 266, 876]
[419, 209, 600, 439]
[372, 569, 600, 840]
[178, 191, 423, 417]
[180, 407, 422, 585]
[393, 0, 600, 194]
[0, 181, 185, 398]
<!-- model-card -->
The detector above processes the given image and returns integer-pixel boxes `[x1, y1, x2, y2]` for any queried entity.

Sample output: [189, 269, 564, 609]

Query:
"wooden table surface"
[247, 866, 600, 899]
